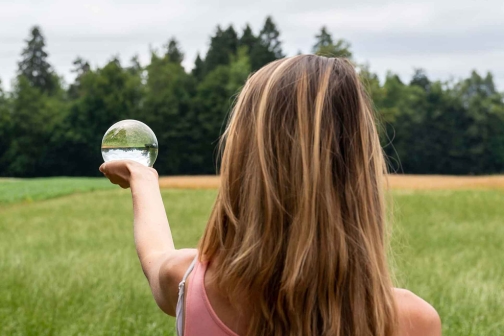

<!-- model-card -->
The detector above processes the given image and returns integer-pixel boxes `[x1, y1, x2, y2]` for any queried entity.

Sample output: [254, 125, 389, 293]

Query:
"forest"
[1, 16, 503, 177]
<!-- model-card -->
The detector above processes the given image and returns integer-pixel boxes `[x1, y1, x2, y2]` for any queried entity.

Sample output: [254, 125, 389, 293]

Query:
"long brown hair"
[199, 55, 397, 336]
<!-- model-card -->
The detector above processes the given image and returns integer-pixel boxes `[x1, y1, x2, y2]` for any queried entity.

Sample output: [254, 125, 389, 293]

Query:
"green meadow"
[0, 179, 502, 335]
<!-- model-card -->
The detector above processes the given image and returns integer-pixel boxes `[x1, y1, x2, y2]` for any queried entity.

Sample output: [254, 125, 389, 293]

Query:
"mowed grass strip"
[0, 178, 115, 204]
[0, 179, 502, 335]
[157, 174, 504, 190]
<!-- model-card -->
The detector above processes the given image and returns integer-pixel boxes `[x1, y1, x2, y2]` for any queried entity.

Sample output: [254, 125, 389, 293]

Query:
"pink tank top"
[181, 260, 239, 336]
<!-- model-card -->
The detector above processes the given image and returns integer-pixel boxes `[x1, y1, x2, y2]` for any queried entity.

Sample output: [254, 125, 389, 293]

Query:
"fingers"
[99, 163, 111, 182]
[98, 161, 133, 189]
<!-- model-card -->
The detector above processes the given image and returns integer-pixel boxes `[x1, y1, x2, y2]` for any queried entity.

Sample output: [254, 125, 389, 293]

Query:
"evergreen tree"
[142, 51, 197, 174]
[194, 47, 251, 173]
[313, 27, 333, 51]
[381, 70, 504, 175]
[68, 57, 91, 99]
[410, 69, 430, 91]
[455, 71, 504, 173]
[483, 73, 497, 95]
[239, 24, 258, 53]
[313, 27, 352, 59]
[4, 27, 66, 176]
[250, 16, 284, 70]
[259, 17, 283, 59]
[204, 25, 239, 75]
[192, 53, 205, 81]
[0, 80, 12, 175]
[4, 76, 66, 176]
[165, 38, 184, 64]
[226, 47, 251, 93]
[223, 25, 239, 53]
[359, 65, 388, 120]
[128, 55, 143, 75]
[2, 21, 504, 177]
[378, 73, 429, 173]
[18, 26, 56, 94]
[72, 57, 91, 77]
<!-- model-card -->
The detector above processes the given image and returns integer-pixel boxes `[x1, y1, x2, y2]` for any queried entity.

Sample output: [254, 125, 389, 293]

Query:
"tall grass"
[392, 190, 504, 335]
[0, 181, 502, 335]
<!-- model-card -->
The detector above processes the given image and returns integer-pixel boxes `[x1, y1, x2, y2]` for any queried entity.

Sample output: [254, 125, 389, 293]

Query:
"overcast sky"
[1, 0, 503, 91]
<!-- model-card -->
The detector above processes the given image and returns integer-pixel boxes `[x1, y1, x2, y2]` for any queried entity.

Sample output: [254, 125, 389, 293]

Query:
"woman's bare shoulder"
[157, 248, 198, 316]
[393, 288, 442, 336]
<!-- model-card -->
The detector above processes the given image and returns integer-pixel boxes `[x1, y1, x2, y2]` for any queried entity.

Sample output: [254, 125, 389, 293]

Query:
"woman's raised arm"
[100, 160, 195, 315]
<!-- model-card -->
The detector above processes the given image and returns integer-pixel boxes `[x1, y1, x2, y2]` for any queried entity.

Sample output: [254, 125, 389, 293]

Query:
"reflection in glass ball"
[101, 120, 158, 167]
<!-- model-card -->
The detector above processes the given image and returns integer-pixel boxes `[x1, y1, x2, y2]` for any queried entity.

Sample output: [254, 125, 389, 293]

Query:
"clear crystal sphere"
[101, 120, 158, 167]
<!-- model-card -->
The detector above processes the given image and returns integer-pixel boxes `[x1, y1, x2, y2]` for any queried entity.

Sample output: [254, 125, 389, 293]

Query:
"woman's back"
[181, 259, 241, 336]
[175, 255, 441, 336]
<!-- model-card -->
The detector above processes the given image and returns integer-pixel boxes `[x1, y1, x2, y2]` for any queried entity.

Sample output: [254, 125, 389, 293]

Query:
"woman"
[100, 55, 441, 336]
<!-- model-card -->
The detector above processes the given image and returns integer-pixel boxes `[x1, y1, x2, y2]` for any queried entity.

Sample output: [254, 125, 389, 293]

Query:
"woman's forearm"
[129, 168, 175, 275]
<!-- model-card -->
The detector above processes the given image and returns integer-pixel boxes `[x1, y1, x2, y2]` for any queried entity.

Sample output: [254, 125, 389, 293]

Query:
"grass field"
[0, 178, 115, 205]
[0, 178, 503, 335]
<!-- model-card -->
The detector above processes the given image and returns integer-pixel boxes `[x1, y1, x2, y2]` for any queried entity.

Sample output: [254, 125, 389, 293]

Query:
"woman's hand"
[99, 160, 158, 189]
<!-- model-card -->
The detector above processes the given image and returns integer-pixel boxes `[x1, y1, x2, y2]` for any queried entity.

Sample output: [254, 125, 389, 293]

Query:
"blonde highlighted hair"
[200, 55, 397, 336]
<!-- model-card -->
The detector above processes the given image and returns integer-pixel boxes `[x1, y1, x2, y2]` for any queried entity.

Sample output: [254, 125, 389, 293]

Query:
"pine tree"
[313, 27, 333, 51]
[259, 17, 283, 59]
[0, 79, 5, 101]
[18, 26, 56, 94]
[68, 57, 91, 99]
[204, 25, 239, 75]
[165, 38, 184, 64]
[143, 51, 196, 174]
[129, 55, 142, 74]
[0, 79, 11, 175]
[72, 57, 91, 77]
[250, 16, 284, 70]
[223, 26, 238, 54]
[192, 53, 205, 81]
[313, 27, 352, 59]
[239, 24, 257, 52]
[410, 69, 430, 91]
[483, 73, 497, 95]
[194, 47, 251, 173]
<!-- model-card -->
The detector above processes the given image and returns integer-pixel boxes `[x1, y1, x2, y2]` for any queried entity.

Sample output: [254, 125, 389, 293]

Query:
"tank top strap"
[176, 256, 197, 336]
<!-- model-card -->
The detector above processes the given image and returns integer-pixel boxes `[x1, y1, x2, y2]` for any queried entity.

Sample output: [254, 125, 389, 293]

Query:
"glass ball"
[101, 120, 158, 167]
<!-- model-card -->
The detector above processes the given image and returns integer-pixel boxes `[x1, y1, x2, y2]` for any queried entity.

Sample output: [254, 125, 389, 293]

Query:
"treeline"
[0, 18, 503, 177]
